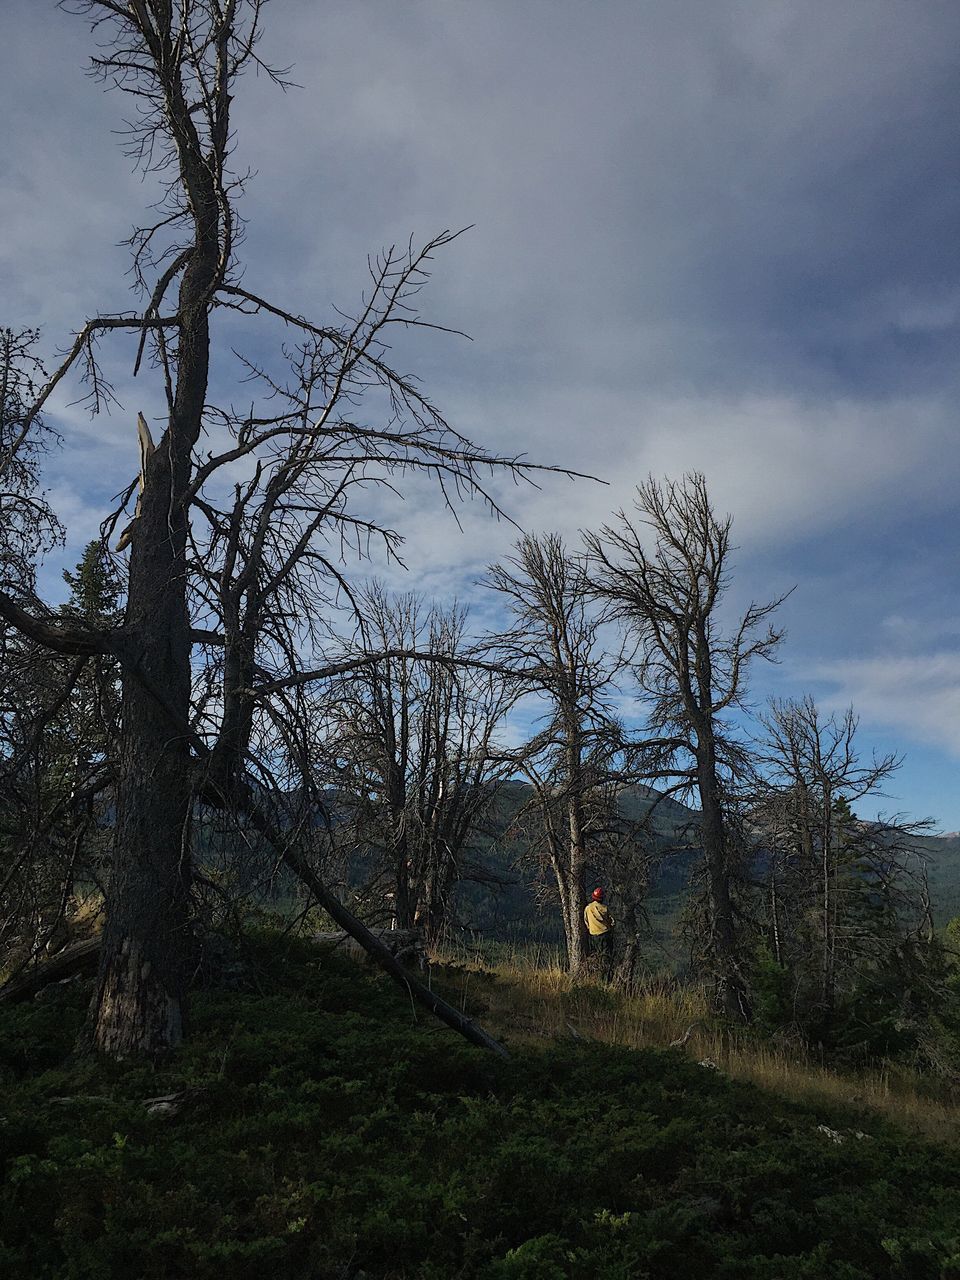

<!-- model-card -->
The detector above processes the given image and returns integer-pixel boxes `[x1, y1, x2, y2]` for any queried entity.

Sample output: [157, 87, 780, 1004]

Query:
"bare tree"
[485, 533, 633, 976]
[0, 327, 63, 597]
[0, 1, 571, 1056]
[753, 696, 931, 1034]
[322, 585, 517, 945]
[585, 473, 786, 1019]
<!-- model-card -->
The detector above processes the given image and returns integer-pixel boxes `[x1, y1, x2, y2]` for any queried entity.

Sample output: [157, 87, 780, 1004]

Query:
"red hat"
[591, 887, 604, 901]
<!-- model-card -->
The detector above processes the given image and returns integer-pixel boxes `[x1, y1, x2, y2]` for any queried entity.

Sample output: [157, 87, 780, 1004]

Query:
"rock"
[143, 1086, 203, 1117]
[33, 972, 83, 1001]
[816, 1124, 844, 1144]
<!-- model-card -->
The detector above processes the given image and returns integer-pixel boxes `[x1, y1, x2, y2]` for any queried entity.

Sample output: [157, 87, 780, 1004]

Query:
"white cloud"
[405, 385, 958, 557]
[813, 652, 960, 758]
[4, 0, 960, 826]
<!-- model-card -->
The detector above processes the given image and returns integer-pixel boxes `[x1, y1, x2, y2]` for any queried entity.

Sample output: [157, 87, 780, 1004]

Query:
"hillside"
[446, 781, 699, 950]
[449, 784, 960, 960]
[2, 935, 959, 1279]
[913, 834, 960, 925]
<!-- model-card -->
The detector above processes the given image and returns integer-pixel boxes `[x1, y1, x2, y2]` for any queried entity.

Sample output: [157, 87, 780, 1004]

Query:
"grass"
[437, 940, 960, 1144]
[3, 932, 960, 1278]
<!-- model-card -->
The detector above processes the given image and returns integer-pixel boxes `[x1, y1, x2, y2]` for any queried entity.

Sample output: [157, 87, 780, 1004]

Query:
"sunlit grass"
[0, 891, 105, 985]
[433, 939, 960, 1143]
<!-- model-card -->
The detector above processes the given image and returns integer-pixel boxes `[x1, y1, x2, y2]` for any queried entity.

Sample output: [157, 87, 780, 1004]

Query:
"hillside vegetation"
[3, 934, 959, 1280]
[449, 781, 960, 954]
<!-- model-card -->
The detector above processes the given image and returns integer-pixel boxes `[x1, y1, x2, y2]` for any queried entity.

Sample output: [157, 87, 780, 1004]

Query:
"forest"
[2, 3, 959, 1277]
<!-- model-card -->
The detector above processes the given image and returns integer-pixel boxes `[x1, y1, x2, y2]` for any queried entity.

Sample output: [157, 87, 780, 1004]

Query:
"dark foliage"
[2, 936, 959, 1279]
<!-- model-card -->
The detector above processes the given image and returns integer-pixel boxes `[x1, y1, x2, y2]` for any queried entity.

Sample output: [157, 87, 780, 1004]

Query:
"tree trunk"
[565, 894, 587, 977]
[564, 729, 589, 977]
[91, 432, 195, 1055]
[770, 863, 782, 966]
[90, 132, 218, 1055]
[696, 738, 750, 1021]
[394, 852, 416, 931]
[617, 936, 639, 990]
[557, 862, 587, 978]
[819, 787, 835, 1025]
[415, 846, 458, 948]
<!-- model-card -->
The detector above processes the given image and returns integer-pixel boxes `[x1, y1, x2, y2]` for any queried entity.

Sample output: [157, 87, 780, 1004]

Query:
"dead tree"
[322, 586, 518, 944]
[753, 696, 930, 1030]
[585, 473, 787, 1020]
[485, 534, 632, 977]
[0, 327, 63, 593]
[0, 1, 574, 1057]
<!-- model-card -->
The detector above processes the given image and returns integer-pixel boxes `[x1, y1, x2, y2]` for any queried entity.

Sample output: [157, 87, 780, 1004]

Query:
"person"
[583, 886, 614, 978]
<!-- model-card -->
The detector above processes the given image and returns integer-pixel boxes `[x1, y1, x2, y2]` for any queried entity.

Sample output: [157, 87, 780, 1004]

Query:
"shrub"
[2, 934, 960, 1279]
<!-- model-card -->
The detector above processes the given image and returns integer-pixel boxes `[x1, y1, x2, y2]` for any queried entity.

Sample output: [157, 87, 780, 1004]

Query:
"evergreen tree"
[0, 543, 120, 967]
[752, 701, 949, 1061]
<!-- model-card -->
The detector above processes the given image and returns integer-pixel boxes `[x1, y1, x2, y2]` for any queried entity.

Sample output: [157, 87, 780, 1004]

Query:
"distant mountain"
[450, 780, 700, 955]
[246, 780, 960, 951]
[452, 784, 960, 956]
[908, 834, 960, 926]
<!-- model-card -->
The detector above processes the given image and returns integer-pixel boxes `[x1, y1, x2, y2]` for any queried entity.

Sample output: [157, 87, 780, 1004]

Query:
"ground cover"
[1, 935, 959, 1279]
[444, 944, 960, 1144]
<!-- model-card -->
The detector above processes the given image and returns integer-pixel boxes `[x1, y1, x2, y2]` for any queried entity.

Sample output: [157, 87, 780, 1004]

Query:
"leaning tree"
[0, 0, 569, 1057]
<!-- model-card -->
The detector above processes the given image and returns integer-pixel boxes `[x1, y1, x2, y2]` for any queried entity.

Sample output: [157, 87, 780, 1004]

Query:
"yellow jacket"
[584, 901, 613, 936]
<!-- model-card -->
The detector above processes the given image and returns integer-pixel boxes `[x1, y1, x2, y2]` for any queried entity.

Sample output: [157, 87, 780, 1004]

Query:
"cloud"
[813, 652, 960, 758]
[225, 0, 960, 398]
[4, 0, 960, 824]
[359, 386, 957, 576]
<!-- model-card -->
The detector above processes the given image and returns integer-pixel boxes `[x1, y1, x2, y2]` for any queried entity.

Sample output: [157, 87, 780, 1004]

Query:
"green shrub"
[2, 935, 960, 1279]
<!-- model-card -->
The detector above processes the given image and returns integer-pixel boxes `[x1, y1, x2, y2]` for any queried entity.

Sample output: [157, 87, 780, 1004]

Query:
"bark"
[90, 24, 221, 1054]
[394, 854, 416, 931]
[819, 786, 835, 1022]
[696, 731, 750, 1021]
[414, 882, 448, 948]
[0, 936, 101, 1004]
[770, 865, 782, 966]
[556, 860, 588, 977]
[565, 893, 587, 976]
[564, 729, 590, 977]
[91, 427, 196, 1056]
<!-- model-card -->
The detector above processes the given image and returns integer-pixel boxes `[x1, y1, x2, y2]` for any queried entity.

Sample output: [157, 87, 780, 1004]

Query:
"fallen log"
[1, 873, 506, 1059]
[314, 927, 426, 965]
[0, 936, 101, 1004]
[229, 790, 509, 1058]
[76, 645, 511, 1059]
[276, 845, 509, 1057]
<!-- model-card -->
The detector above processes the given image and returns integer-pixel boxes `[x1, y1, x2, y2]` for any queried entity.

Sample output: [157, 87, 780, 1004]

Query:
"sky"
[2, 0, 959, 826]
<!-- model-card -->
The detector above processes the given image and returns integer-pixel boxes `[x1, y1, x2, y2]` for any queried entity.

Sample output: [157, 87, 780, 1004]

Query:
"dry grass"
[67, 890, 105, 938]
[435, 941, 960, 1144]
[0, 891, 105, 985]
